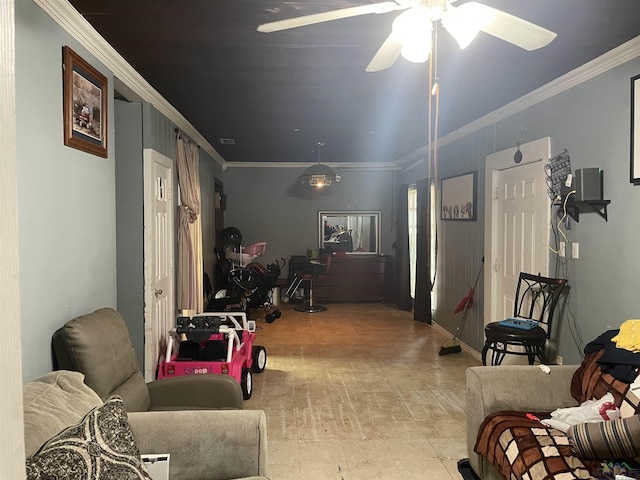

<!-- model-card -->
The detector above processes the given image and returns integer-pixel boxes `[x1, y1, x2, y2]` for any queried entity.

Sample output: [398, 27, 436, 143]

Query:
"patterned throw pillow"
[567, 415, 640, 460]
[26, 396, 151, 480]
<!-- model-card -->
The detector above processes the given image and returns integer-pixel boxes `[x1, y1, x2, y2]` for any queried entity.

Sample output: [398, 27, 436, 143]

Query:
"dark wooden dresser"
[313, 255, 387, 303]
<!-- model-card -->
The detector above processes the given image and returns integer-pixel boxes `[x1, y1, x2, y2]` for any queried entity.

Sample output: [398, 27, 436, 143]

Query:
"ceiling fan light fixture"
[442, 3, 493, 49]
[257, 1, 557, 71]
[392, 7, 433, 64]
[400, 41, 431, 64]
[392, 7, 431, 44]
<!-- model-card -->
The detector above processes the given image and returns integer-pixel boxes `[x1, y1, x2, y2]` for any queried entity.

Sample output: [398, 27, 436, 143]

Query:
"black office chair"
[482, 272, 567, 366]
[295, 253, 331, 313]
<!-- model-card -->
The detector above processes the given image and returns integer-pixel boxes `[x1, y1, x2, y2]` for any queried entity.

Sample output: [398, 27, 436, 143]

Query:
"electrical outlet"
[559, 242, 566, 257]
[556, 355, 563, 365]
[572, 243, 579, 259]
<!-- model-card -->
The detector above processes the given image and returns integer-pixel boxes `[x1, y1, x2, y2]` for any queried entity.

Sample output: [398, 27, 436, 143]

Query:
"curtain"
[395, 184, 412, 311]
[176, 133, 203, 313]
[414, 178, 431, 323]
[354, 216, 363, 251]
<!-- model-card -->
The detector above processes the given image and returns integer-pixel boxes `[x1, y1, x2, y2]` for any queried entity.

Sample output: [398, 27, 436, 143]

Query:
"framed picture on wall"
[631, 74, 640, 184]
[441, 171, 476, 221]
[63, 46, 108, 158]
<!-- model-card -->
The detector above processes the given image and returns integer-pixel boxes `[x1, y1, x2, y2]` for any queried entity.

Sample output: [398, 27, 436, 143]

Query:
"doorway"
[143, 149, 175, 381]
[484, 137, 551, 329]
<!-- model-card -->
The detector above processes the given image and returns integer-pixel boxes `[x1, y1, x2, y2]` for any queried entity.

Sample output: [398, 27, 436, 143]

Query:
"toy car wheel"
[251, 345, 267, 373]
[241, 368, 253, 400]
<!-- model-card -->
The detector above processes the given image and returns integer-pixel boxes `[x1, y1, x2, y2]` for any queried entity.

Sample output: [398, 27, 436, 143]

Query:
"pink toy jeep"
[157, 312, 267, 400]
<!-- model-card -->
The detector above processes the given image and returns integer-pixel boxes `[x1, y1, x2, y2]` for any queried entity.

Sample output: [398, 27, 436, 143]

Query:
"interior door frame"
[143, 148, 175, 381]
[483, 137, 551, 327]
[0, 2, 26, 474]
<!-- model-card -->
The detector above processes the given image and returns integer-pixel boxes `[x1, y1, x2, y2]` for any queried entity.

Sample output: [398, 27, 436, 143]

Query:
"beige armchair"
[52, 307, 244, 411]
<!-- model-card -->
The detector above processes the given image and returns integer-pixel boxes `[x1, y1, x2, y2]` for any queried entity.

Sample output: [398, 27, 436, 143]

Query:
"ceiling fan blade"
[365, 33, 403, 72]
[466, 2, 557, 51]
[257, 2, 404, 33]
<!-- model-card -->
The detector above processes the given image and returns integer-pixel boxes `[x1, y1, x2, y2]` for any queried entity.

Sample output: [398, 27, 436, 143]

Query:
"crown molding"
[33, 0, 226, 166]
[223, 161, 400, 171]
[396, 34, 640, 169]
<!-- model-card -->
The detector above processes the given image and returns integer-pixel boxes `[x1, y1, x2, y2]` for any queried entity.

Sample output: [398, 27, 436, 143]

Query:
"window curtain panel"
[395, 184, 412, 311]
[414, 178, 432, 323]
[176, 133, 203, 313]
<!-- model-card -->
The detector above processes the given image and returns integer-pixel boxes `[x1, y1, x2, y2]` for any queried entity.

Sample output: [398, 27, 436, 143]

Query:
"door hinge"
[493, 259, 499, 272]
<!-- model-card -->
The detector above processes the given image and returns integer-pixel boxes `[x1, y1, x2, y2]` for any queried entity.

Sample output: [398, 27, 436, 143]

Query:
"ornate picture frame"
[63, 46, 108, 157]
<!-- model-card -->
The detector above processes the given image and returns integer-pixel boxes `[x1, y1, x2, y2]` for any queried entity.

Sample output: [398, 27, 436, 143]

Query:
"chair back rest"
[52, 308, 151, 411]
[320, 252, 332, 273]
[513, 272, 567, 336]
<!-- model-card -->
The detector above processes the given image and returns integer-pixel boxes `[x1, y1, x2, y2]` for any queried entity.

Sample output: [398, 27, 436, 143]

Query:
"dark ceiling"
[68, 0, 640, 164]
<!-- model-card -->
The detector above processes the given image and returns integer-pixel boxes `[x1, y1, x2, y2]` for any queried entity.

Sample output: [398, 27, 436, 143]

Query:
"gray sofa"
[24, 370, 269, 480]
[465, 365, 579, 480]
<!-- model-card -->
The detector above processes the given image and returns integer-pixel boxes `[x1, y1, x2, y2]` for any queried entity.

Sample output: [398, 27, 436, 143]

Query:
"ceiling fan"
[257, 0, 557, 72]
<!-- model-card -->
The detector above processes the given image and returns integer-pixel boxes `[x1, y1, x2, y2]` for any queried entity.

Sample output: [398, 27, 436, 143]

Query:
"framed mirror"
[319, 211, 380, 255]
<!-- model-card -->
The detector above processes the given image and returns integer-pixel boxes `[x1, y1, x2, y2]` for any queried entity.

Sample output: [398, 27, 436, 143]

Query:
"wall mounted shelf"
[557, 199, 611, 222]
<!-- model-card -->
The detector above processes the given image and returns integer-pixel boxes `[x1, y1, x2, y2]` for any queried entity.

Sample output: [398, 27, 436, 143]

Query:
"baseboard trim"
[430, 321, 482, 361]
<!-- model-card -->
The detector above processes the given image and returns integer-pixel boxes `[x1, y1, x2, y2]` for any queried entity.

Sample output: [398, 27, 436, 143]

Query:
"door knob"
[154, 289, 163, 298]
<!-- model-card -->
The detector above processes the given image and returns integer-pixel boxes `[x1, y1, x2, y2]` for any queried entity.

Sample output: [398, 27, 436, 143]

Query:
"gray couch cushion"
[53, 308, 151, 411]
[23, 370, 102, 457]
[129, 410, 269, 480]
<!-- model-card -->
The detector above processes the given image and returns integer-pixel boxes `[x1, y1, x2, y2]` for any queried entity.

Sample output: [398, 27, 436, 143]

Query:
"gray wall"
[115, 99, 144, 368]
[141, 102, 223, 289]
[402, 133, 491, 359]
[143, 103, 177, 158]
[16, 0, 117, 381]
[402, 56, 640, 364]
[15, 3, 224, 380]
[522, 61, 640, 364]
[114, 101, 223, 369]
[223, 167, 395, 271]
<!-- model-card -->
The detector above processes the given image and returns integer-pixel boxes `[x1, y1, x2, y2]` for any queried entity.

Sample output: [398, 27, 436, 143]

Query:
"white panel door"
[144, 149, 175, 381]
[484, 137, 551, 335]
[495, 161, 548, 321]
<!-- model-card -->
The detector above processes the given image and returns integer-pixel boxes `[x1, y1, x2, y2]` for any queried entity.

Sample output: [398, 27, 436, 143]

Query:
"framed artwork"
[631, 74, 640, 184]
[63, 46, 108, 157]
[441, 171, 476, 220]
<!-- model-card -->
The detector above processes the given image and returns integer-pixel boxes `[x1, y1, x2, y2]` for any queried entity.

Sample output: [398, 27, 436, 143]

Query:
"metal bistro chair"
[482, 272, 567, 366]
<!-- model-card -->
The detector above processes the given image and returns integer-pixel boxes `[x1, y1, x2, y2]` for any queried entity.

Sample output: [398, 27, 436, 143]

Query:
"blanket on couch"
[475, 345, 640, 480]
[475, 410, 598, 479]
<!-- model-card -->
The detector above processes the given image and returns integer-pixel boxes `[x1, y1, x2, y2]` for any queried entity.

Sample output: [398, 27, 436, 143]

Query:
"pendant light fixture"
[299, 142, 341, 188]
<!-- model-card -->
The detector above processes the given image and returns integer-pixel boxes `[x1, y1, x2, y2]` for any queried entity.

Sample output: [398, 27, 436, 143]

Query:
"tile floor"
[245, 303, 482, 480]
